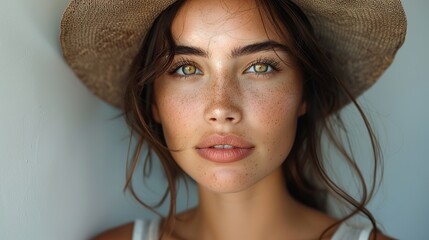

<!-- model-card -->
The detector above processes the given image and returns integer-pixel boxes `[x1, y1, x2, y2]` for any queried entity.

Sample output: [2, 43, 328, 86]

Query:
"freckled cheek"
[252, 92, 298, 126]
[156, 92, 199, 148]
[249, 91, 301, 152]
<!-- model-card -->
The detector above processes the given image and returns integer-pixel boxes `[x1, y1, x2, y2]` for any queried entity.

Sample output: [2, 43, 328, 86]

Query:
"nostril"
[205, 107, 242, 124]
[208, 117, 235, 122]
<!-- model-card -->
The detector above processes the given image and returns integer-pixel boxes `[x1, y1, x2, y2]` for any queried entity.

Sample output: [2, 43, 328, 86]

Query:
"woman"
[60, 0, 406, 239]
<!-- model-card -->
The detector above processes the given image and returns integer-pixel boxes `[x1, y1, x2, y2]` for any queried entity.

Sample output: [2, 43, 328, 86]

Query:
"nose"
[206, 107, 241, 124]
[204, 77, 242, 125]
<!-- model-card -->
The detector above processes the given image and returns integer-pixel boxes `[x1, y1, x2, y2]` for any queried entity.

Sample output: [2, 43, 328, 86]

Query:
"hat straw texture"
[60, 0, 406, 108]
[294, 0, 407, 103]
[61, 0, 176, 107]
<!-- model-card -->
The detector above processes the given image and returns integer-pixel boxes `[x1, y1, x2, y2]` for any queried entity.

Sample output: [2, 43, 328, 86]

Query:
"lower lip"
[196, 148, 254, 163]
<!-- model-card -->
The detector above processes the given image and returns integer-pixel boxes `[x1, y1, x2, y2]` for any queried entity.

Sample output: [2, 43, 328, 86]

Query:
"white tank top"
[132, 218, 373, 240]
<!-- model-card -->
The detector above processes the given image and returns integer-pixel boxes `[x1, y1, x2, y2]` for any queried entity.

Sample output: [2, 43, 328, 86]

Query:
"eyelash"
[168, 58, 200, 77]
[167, 57, 282, 78]
[245, 57, 281, 75]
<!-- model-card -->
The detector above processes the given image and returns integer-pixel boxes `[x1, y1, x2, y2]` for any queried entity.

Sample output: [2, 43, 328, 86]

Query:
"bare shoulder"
[91, 222, 134, 240]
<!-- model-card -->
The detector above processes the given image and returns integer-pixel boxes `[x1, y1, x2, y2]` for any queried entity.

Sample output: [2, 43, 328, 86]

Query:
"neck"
[186, 168, 308, 240]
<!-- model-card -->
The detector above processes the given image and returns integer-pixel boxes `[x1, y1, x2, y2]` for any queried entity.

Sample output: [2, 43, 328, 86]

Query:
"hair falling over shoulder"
[122, 0, 383, 239]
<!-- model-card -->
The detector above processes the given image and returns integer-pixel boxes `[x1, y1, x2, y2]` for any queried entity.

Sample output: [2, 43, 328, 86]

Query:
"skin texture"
[92, 0, 393, 239]
[152, 0, 306, 195]
[150, 0, 336, 239]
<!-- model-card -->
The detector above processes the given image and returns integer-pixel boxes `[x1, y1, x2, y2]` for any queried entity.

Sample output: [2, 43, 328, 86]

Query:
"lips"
[195, 134, 254, 163]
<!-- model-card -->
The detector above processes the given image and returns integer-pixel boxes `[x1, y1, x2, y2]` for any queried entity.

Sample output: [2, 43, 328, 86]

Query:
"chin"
[195, 167, 262, 193]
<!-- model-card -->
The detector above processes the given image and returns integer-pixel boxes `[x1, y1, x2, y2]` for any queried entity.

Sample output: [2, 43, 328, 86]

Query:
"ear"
[152, 103, 161, 123]
[298, 101, 307, 117]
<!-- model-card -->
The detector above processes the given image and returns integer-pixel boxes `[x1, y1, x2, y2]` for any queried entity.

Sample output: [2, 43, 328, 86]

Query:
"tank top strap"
[134, 218, 372, 240]
[132, 218, 161, 240]
[332, 222, 373, 240]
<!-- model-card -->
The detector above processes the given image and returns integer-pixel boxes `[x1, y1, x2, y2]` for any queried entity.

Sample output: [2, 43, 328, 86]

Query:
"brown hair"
[123, 0, 382, 239]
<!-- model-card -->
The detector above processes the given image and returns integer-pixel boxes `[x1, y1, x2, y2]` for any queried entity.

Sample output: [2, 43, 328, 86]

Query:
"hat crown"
[60, 0, 407, 108]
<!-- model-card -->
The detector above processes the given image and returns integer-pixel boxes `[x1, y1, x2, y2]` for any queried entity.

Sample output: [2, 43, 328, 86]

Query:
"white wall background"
[0, 0, 427, 239]
[361, 1, 429, 238]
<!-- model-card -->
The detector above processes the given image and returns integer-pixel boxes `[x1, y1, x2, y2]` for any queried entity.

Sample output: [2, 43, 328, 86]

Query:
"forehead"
[171, 0, 287, 47]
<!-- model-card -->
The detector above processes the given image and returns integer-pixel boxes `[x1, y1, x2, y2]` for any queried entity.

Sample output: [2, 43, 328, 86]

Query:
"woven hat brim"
[60, 0, 407, 108]
[61, 0, 176, 107]
[293, 0, 407, 104]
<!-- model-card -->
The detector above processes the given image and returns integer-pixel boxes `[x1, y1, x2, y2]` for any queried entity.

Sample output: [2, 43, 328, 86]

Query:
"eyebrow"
[231, 41, 290, 58]
[174, 45, 207, 57]
[173, 40, 290, 58]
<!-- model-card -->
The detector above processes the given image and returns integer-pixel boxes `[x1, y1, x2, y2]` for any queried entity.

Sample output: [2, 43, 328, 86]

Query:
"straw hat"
[60, 0, 407, 108]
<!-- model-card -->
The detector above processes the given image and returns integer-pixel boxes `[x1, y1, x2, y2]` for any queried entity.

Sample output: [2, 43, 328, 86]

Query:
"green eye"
[246, 62, 275, 74]
[183, 65, 196, 74]
[176, 64, 202, 75]
[253, 63, 269, 73]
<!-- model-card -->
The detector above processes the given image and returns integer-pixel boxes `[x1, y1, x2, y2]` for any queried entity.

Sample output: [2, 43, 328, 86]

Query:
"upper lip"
[195, 134, 254, 149]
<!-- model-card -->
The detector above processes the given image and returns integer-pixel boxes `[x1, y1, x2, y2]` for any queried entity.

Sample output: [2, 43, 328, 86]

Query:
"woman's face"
[152, 0, 306, 193]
